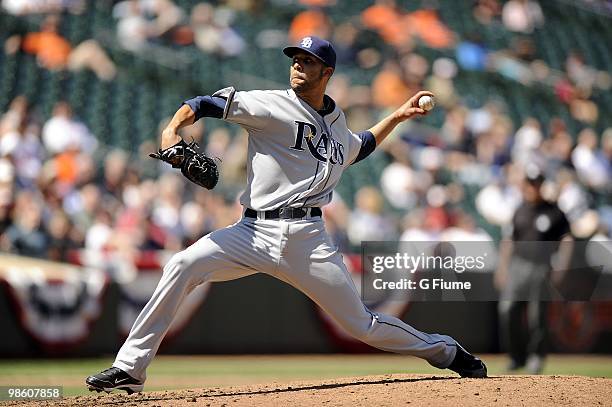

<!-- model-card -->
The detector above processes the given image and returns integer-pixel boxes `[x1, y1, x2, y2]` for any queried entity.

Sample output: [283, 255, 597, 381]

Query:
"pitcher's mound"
[9, 374, 612, 406]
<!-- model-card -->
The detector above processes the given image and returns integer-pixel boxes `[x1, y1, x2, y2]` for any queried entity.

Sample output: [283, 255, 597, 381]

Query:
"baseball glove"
[149, 139, 219, 190]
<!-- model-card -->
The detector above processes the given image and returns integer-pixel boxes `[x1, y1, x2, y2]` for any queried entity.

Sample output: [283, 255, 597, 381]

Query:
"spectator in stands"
[466, 101, 504, 139]
[371, 60, 411, 109]
[1, 191, 49, 258]
[440, 210, 493, 242]
[473, 0, 502, 26]
[1, 0, 84, 15]
[425, 185, 452, 222]
[37, 163, 66, 212]
[554, 75, 575, 105]
[565, 52, 597, 94]
[363, 2, 457, 51]
[151, 172, 184, 235]
[65, 183, 101, 235]
[216, 130, 248, 186]
[401, 202, 451, 242]
[556, 168, 590, 223]
[206, 192, 242, 231]
[511, 118, 542, 167]
[602, 128, 612, 174]
[114, 0, 150, 52]
[347, 186, 396, 247]
[0, 97, 44, 188]
[404, 7, 456, 49]
[400, 53, 429, 88]
[179, 201, 207, 246]
[569, 90, 599, 125]
[67, 40, 117, 81]
[416, 146, 445, 185]
[400, 208, 431, 241]
[42, 101, 97, 155]
[141, 211, 170, 250]
[3, 124, 44, 189]
[571, 128, 609, 191]
[0, 95, 29, 134]
[541, 123, 573, 173]
[440, 105, 470, 152]
[330, 22, 360, 66]
[21, 14, 71, 70]
[288, 8, 332, 43]
[475, 163, 522, 226]
[361, 0, 410, 49]
[85, 209, 114, 251]
[479, 115, 513, 167]
[425, 58, 458, 109]
[99, 149, 129, 207]
[455, 33, 488, 71]
[330, 76, 371, 111]
[50, 147, 84, 193]
[115, 183, 168, 251]
[380, 151, 418, 210]
[487, 44, 537, 85]
[190, 2, 245, 57]
[5, 14, 115, 80]
[146, 0, 185, 40]
[510, 36, 537, 63]
[502, 0, 544, 33]
[321, 194, 350, 253]
[203, 127, 229, 158]
[46, 209, 79, 262]
[0, 159, 15, 236]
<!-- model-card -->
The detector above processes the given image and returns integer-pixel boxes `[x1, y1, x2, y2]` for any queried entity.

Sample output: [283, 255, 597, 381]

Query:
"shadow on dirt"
[203, 375, 458, 398]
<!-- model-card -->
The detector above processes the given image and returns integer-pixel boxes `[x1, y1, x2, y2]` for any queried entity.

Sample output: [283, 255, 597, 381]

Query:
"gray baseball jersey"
[213, 87, 362, 210]
[112, 87, 460, 385]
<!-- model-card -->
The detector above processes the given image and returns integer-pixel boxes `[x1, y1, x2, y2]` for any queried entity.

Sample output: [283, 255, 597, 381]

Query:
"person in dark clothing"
[495, 168, 571, 374]
[3, 193, 49, 258]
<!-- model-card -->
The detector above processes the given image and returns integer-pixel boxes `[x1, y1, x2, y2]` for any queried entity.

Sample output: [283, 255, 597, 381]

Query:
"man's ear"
[324, 67, 334, 78]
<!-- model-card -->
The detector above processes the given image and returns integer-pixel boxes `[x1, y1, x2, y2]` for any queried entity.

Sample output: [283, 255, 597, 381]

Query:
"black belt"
[244, 207, 322, 219]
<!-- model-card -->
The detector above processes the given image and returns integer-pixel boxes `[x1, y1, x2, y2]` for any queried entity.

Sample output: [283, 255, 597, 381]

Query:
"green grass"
[1, 354, 611, 396]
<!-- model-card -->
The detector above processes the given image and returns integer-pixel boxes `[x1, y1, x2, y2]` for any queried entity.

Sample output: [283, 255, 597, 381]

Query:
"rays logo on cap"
[300, 37, 313, 48]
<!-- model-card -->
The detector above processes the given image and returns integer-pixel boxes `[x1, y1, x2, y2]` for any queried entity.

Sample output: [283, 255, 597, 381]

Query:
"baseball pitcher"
[86, 36, 487, 394]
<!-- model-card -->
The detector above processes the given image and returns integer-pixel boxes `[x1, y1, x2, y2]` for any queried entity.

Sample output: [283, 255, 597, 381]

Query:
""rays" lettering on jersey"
[291, 121, 345, 165]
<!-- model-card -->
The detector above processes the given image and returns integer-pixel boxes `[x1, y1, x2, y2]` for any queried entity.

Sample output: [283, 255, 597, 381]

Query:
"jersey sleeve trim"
[351, 131, 376, 164]
[182, 95, 226, 121]
[212, 86, 237, 120]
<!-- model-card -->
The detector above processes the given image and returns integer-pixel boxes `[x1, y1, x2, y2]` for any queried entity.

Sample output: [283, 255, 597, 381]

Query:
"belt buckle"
[278, 207, 289, 219]
[279, 207, 306, 219]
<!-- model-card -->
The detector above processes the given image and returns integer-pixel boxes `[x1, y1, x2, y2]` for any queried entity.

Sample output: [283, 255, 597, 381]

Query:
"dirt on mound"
[4, 374, 611, 407]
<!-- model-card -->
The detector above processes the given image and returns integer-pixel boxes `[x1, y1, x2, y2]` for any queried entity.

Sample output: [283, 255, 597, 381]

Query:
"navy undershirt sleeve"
[352, 131, 376, 164]
[182, 95, 227, 121]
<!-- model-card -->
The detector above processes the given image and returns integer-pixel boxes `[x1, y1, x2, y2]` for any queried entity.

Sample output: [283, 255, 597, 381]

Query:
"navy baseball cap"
[283, 36, 336, 69]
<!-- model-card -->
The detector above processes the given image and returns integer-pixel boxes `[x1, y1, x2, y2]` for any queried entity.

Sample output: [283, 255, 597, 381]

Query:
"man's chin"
[290, 81, 306, 92]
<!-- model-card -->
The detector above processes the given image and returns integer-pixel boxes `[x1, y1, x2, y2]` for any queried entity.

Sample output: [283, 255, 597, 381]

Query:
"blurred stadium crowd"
[0, 0, 610, 262]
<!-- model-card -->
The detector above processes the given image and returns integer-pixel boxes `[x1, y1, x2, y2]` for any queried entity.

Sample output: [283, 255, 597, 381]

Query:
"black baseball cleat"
[86, 367, 144, 394]
[447, 345, 488, 378]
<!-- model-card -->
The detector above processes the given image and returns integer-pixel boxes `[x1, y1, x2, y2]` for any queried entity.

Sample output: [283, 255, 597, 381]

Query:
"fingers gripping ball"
[418, 95, 435, 111]
[150, 139, 219, 190]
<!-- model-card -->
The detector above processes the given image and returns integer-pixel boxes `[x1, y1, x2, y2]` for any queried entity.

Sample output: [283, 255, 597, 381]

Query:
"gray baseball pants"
[113, 216, 458, 382]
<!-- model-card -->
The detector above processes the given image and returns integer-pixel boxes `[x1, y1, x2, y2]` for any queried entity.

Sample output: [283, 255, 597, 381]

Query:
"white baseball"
[418, 95, 435, 111]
